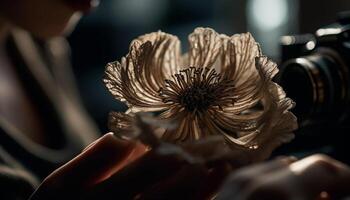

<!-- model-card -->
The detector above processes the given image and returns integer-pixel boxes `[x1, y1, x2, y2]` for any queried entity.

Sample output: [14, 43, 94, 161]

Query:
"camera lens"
[278, 50, 348, 124]
[279, 59, 315, 119]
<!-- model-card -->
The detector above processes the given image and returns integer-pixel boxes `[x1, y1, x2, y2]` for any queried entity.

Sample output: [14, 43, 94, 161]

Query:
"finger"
[216, 158, 294, 200]
[87, 143, 197, 200]
[54, 133, 147, 186]
[30, 133, 147, 200]
[222, 155, 349, 200]
[289, 154, 350, 199]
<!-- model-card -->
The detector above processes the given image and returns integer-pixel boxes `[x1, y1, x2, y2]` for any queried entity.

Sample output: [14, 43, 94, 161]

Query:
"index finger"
[30, 133, 147, 199]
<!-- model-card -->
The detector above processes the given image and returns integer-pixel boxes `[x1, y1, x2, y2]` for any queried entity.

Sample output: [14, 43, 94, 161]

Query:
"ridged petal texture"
[104, 27, 297, 157]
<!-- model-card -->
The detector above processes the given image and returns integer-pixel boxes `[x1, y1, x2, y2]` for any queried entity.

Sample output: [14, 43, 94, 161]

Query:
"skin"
[30, 133, 229, 200]
[217, 154, 350, 200]
[0, 1, 229, 199]
[0, 0, 80, 39]
[0, 1, 349, 199]
[0, 0, 83, 145]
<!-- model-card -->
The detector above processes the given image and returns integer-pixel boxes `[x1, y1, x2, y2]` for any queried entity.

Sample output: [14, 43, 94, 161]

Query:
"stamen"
[159, 67, 235, 113]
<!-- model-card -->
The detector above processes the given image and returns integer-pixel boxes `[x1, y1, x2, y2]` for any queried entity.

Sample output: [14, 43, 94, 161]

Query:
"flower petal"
[255, 56, 279, 81]
[243, 83, 297, 160]
[255, 82, 297, 145]
[188, 27, 222, 68]
[104, 31, 181, 111]
[218, 33, 264, 113]
[104, 60, 164, 111]
[220, 32, 261, 82]
[201, 63, 296, 156]
[229, 55, 279, 113]
[108, 111, 134, 139]
[131, 31, 182, 82]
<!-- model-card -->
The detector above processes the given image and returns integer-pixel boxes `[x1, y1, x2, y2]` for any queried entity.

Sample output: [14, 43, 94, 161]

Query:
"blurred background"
[68, 0, 350, 133]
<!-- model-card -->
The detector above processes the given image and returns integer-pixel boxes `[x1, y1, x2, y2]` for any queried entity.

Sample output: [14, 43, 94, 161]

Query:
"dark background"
[68, 0, 350, 133]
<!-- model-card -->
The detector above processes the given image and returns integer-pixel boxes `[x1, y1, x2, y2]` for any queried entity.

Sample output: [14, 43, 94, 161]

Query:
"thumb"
[30, 133, 146, 199]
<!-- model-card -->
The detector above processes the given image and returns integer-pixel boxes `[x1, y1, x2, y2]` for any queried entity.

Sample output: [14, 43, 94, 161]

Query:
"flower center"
[179, 82, 216, 112]
[159, 67, 235, 113]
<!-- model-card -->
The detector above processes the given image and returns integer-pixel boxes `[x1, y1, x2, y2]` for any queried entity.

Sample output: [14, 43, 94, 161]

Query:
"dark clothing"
[0, 28, 99, 199]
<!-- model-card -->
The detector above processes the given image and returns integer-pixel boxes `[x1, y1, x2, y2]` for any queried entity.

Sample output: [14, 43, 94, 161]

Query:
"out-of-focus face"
[0, 0, 99, 38]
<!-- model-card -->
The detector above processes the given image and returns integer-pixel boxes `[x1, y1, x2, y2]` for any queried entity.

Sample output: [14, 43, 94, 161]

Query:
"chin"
[30, 12, 82, 39]
[0, 0, 82, 39]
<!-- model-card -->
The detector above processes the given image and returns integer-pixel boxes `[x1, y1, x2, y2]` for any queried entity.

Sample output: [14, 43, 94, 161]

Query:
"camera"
[277, 12, 350, 160]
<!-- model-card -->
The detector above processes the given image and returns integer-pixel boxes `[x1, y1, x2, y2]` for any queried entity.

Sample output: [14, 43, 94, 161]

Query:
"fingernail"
[82, 132, 114, 153]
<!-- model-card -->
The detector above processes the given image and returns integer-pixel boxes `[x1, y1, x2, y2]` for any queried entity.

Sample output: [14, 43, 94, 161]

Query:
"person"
[0, 0, 350, 199]
[0, 0, 101, 198]
[0, 1, 227, 199]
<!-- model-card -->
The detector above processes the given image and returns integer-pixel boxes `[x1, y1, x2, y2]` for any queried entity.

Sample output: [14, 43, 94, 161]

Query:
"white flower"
[104, 27, 297, 154]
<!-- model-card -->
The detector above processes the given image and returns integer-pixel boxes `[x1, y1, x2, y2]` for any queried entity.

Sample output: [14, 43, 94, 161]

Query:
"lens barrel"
[278, 50, 348, 125]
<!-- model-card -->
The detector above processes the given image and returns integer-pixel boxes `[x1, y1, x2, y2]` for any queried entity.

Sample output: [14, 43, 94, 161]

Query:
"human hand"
[29, 133, 230, 200]
[217, 154, 350, 200]
[29, 133, 146, 199]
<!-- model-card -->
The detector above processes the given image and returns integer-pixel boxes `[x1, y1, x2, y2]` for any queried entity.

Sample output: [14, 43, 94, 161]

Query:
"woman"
[0, 0, 101, 198]
[1, 0, 350, 199]
[0, 1, 227, 199]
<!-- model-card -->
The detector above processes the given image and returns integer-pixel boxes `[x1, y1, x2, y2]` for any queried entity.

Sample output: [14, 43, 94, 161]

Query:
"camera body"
[277, 12, 350, 160]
